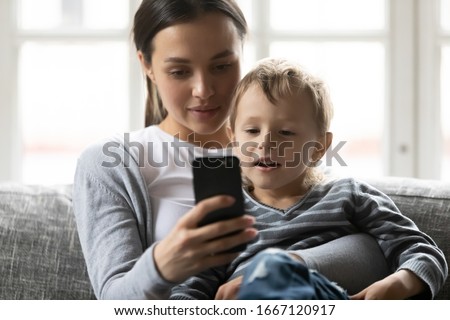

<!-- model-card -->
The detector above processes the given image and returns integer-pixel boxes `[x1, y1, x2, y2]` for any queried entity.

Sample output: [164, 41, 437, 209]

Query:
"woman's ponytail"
[144, 75, 166, 127]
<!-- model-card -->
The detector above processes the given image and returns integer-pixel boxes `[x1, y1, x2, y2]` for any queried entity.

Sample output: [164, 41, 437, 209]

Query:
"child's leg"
[237, 248, 349, 300]
[296, 233, 390, 295]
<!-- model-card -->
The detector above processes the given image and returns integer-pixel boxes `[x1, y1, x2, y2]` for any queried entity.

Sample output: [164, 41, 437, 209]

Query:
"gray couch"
[1, 177, 449, 299]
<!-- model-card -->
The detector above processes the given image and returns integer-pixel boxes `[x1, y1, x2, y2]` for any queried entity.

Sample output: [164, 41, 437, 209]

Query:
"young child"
[170, 58, 448, 300]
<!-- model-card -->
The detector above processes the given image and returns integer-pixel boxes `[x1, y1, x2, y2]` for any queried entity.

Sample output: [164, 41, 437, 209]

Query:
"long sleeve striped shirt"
[170, 177, 448, 299]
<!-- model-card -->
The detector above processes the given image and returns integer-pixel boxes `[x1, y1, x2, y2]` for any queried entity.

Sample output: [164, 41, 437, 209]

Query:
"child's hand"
[351, 269, 426, 300]
[215, 276, 243, 299]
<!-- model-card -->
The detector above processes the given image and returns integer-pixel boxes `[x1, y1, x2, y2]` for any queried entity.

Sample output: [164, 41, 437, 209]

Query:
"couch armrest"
[365, 177, 450, 300]
[0, 183, 95, 299]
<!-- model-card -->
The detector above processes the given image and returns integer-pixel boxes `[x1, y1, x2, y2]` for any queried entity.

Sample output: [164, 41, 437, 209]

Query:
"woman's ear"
[137, 50, 156, 83]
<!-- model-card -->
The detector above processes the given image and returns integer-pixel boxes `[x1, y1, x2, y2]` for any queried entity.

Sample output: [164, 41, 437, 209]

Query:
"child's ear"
[312, 132, 333, 163]
[324, 132, 333, 151]
[226, 126, 235, 141]
[226, 126, 238, 150]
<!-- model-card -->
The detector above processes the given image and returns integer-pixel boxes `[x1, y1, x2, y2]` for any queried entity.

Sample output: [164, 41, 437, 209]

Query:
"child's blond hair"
[229, 58, 334, 187]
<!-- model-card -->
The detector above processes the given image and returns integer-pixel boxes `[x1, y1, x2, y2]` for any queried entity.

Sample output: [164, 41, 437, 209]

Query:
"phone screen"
[192, 156, 246, 252]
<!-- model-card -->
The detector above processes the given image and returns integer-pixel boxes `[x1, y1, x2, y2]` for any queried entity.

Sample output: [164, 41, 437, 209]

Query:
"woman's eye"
[214, 63, 232, 72]
[169, 70, 190, 78]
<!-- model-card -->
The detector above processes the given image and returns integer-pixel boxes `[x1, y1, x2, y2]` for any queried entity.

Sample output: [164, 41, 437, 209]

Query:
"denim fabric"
[237, 249, 349, 300]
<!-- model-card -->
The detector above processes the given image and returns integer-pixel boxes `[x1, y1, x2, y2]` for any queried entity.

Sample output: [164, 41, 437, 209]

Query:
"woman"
[73, 0, 388, 300]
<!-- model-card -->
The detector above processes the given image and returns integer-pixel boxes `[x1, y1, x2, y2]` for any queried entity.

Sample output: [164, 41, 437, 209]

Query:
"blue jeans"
[237, 249, 349, 300]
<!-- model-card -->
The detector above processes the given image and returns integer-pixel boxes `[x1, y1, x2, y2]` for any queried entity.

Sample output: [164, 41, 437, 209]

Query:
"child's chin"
[251, 181, 275, 191]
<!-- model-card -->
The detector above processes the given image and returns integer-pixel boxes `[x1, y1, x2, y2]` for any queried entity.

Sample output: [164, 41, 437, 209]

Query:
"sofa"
[0, 177, 449, 299]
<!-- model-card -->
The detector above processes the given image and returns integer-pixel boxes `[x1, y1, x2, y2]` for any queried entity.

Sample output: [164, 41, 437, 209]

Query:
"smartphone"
[192, 156, 246, 252]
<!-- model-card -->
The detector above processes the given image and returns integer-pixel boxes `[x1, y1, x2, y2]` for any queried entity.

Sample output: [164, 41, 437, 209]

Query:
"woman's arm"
[73, 141, 257, 299]
[73, 141, 169, 299]
[293, 233, 390, 295]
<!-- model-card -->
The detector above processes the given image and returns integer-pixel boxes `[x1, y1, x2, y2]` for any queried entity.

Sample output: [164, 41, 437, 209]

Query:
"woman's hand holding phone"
[153, 195, 257, 283]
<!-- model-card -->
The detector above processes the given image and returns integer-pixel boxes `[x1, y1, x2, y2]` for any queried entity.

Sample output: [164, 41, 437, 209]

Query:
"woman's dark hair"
[133, 0, 248, 127]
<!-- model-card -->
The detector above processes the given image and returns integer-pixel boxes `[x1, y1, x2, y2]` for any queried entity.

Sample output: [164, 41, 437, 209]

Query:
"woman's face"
[141, 12, 242, 141]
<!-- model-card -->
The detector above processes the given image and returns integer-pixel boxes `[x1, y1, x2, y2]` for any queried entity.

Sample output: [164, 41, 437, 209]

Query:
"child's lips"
[253, 158, 281, 171]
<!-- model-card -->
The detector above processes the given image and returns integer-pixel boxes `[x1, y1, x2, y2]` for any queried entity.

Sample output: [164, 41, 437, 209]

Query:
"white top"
[128, 126, 230, 241]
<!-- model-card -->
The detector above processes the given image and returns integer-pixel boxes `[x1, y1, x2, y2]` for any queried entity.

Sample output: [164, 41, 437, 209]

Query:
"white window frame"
[390, 0, 442, 179]
[389, 0, 416, 177]
[0, 0, 19, 181]
[417, 0, 443, 179]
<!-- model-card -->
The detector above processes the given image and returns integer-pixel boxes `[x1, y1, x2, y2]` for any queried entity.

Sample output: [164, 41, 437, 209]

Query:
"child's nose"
[258, 133, 276, 149]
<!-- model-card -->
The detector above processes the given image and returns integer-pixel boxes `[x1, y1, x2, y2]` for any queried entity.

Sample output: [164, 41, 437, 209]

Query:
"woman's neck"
[158, 119, 230, 149]
[190, 129, 231, 149]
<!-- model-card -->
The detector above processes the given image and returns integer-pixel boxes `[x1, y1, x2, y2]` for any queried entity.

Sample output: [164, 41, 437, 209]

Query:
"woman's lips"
[188, 106, 221, 120]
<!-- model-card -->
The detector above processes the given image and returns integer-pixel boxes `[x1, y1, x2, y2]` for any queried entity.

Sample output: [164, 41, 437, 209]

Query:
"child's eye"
[244, 128, 260, 134]
[279, 130, 295, 136]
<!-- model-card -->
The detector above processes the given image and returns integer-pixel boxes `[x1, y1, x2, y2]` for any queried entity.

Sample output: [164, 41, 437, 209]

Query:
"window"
[19, 41, 129, 183]
[237, 0, 387, 178]
[1, 0, 449, 183]
[237, 0, 449, 180]
[7, 0, 143, 184]
[17, 0, 129, 30]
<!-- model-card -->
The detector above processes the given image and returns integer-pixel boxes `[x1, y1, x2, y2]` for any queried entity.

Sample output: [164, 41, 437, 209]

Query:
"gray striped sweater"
[170, 177, 448, 299]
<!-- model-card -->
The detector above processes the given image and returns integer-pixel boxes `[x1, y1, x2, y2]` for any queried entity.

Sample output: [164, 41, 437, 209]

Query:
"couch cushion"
[1, 178, 448, 300]
[0, 184, 95, 299]
[367, 177, 450, 300]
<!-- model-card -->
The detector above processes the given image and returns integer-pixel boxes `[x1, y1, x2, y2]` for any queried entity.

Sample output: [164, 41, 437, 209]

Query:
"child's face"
[231, 84, 327, 195]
